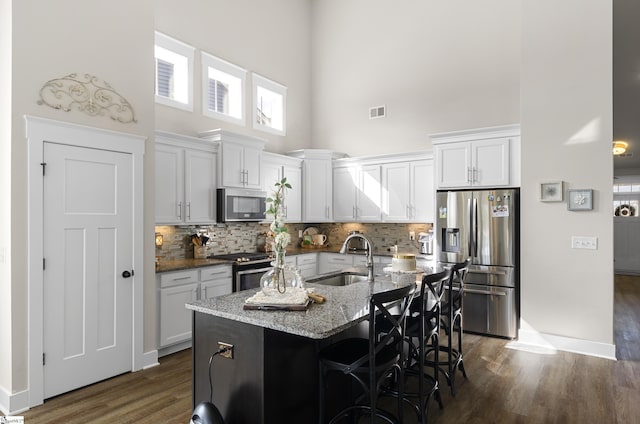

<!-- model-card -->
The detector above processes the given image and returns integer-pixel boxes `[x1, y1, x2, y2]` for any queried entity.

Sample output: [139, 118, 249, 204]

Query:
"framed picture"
[567, 189, 593, 211]
[540, 181, 563, 202]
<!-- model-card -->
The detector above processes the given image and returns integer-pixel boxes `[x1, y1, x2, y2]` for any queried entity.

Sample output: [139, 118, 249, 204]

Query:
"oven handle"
[237, 266, 273, 277]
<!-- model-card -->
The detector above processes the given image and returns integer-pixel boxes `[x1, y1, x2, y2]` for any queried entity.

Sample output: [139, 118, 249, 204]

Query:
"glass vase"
[260, 250, 304, 293]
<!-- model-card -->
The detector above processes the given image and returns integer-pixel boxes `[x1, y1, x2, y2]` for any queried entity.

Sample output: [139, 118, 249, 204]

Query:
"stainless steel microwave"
[216, 188, 267, 222]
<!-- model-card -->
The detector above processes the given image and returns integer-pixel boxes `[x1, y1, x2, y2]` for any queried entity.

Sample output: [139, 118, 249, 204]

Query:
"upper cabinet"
[288, 149, 344, 223]
[199, 129, 266, 190]
[381, 157, 434, 223]
[431, 124, 520, 189]
[262, 152, 303, 222]
[333, 164, 381, 222]
[155, 131, 218, 224]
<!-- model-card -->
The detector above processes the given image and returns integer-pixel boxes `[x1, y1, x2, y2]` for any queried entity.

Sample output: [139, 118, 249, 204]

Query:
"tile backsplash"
[155, 222, 433, 261]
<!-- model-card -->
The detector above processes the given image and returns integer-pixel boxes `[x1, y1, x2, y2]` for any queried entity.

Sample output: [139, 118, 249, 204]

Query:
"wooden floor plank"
[18, 277, 640, 424]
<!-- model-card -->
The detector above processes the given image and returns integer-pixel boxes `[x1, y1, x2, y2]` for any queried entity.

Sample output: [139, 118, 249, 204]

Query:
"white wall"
[521, 0, 613, 351]
[5, 0, 156, 396]
[310, 0, 521, 156]
[0, 0, 12, 396]
[154, 0, 312, 154]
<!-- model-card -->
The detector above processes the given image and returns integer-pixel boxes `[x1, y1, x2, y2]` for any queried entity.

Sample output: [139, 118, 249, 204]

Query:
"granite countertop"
[156, 258, 232, 273]
[156, 248, 436, 273]
[186, 276, 415, 340]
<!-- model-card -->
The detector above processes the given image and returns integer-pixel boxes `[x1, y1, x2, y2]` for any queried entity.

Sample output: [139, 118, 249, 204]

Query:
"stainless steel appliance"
[418, 231, 434, 255]
[436, 189, 519, 338]
[209, 252, 273, 291]
[216, 188, 267, 222]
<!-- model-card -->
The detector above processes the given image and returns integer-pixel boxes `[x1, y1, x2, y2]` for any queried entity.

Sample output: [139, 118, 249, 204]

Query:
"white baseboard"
[515, 329, 616, 360]
[141, 349, 159, 370]
[0, 386, 29, 416]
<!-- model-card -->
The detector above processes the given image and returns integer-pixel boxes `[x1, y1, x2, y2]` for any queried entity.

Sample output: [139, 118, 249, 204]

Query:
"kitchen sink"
[307, 272, 370, 286]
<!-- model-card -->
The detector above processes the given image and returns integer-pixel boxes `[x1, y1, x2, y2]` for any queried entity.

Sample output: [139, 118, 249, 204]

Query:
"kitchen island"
[186, 275, 416, 423]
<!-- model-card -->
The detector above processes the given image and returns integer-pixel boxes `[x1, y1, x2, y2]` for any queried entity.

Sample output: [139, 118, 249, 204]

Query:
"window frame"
[252, 73, 287, 136]
[154, 31, 195, 112]
[201, 51, 247, 125]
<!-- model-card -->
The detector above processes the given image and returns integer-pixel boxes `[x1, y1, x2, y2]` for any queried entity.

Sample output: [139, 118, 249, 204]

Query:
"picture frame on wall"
[567, 189, 594, 211]
[540, 181, 564, 202]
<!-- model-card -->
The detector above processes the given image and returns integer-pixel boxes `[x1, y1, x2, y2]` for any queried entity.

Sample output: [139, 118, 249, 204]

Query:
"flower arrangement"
[266, 177, 292, 255]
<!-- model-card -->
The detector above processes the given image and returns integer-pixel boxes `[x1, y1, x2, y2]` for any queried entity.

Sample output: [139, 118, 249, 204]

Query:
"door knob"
[122, 270, 134, 278]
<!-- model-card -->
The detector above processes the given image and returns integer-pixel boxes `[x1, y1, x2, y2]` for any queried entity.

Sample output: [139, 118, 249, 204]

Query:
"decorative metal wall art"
[38, 73, 137, 123]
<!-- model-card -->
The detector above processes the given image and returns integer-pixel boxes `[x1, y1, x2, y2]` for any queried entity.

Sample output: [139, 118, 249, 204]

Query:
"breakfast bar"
[187, 276, 415, 423]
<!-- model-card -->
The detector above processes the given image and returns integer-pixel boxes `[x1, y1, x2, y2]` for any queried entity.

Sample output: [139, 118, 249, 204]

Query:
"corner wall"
[520, 0, 614, 355]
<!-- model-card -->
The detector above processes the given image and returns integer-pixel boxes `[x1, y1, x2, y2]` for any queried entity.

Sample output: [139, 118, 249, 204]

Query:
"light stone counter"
[186, 276, 414, 340]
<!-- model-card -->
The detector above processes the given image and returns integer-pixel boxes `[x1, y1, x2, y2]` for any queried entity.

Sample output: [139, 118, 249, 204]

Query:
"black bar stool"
[318, 283, 416, 424]
[437, 258, 470, 396]
[402, 268, 451, 424]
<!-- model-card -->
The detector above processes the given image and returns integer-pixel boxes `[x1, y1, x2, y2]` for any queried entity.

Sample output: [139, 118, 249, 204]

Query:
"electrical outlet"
[409, 231, 415, 241]
[218, 342, 234, 359]
[571, 236, 598, 250]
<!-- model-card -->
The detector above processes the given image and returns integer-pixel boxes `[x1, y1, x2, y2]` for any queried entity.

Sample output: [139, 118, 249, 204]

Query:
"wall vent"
[369, 105, 386, 119]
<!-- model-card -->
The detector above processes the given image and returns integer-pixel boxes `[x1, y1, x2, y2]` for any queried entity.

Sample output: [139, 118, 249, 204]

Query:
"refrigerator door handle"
[465, 288, 507, 296]
[470, 197, 478, 258]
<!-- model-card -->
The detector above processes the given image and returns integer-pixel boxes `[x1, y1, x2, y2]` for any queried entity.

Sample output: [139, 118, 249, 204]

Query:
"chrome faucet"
[339, 233, 375, 282]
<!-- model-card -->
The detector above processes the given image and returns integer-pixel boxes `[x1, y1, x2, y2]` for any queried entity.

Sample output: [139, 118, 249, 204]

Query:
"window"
[154, 32, 194, 111]
[201, 52, 246, 124]
[252, 73, 286, 135]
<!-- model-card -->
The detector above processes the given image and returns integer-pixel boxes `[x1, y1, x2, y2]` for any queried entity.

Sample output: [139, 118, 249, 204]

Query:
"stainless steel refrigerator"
[436, 189, 519, 338]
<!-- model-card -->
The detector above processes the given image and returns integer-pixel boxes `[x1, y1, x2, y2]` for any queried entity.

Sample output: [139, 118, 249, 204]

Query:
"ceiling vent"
[369, 105, 386, 119]
[617, 152, 634, 158]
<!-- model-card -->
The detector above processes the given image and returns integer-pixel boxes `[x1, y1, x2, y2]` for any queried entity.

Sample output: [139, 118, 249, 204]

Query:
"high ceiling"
[613, 0, 640, 172]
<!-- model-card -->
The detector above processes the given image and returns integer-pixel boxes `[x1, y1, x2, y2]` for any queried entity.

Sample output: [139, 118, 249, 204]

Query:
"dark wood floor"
[20, 276, 640, 424]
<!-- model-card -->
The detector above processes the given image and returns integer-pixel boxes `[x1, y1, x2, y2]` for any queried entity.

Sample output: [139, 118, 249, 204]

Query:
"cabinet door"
[155, 144, 184, 224]
[159, 282, 198, 347]
[261, 160, 282, 222]
[410, 160, 434, 222]
[318, 253, 353, 274]
[283, 165, 302, 222]
[243, 147, 262, 189]
[200, 280, 232, 300]
[303, 159, 332, 222]
[382, 162, 411, 222]
[357, 165, 382, 221]
[333, 167, 357, 221]
[473, 138, 510, 187]
[436, 142, 472, 189]
[220, 142, 245, 188]
[185, 149, 216, 223]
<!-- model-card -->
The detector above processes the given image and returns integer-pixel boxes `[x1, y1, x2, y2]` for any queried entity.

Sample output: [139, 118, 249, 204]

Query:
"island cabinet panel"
[192, 312, 359, 423]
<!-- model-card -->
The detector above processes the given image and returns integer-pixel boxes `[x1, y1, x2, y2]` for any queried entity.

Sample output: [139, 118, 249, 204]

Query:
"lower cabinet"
[157, 264, 232, 354]
[295, 253, 318, 279]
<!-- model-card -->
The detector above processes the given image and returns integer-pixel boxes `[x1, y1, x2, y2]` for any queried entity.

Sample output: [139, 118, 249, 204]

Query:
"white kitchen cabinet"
[199, 265, 233, 300]
[158, 265, 232, 352]
[318, 253, 353, 274]
[295, 253, 317, 278]
[382, 159, 434, 223]
[158, 269, 199, 348]
[431, 125, 520, 189]
[199, 129, 266, 190]
[333, 164, 381, 222]
[155, 132, 217, 224]
[262, 152, 303, 222]
[302, 158, 333, 222]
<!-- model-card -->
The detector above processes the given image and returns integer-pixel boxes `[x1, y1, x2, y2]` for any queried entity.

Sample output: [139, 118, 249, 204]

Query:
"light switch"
[571, 236, 598, 250]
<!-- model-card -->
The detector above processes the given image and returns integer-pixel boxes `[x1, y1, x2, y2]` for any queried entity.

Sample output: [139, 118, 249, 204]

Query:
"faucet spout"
[340, 233, 375, 282]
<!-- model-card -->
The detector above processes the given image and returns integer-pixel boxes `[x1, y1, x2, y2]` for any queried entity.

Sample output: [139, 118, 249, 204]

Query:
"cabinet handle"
[177, 201, 182, 219]
[467, 167, 472, 184]
[186, 202, 191, 220]
[473, 167, 478, 183]
[173, 276, 192, 281]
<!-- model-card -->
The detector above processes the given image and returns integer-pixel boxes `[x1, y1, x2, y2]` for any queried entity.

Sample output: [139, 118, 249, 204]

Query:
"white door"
[43, 142, 133, 398]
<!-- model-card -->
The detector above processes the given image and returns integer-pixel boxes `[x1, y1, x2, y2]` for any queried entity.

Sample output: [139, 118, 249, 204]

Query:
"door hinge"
[40, 162, 46, 176]
[43, 353, 45, 366]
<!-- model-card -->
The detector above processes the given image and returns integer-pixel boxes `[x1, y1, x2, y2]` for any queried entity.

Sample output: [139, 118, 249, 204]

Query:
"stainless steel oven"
[208, 252, 273, 292]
